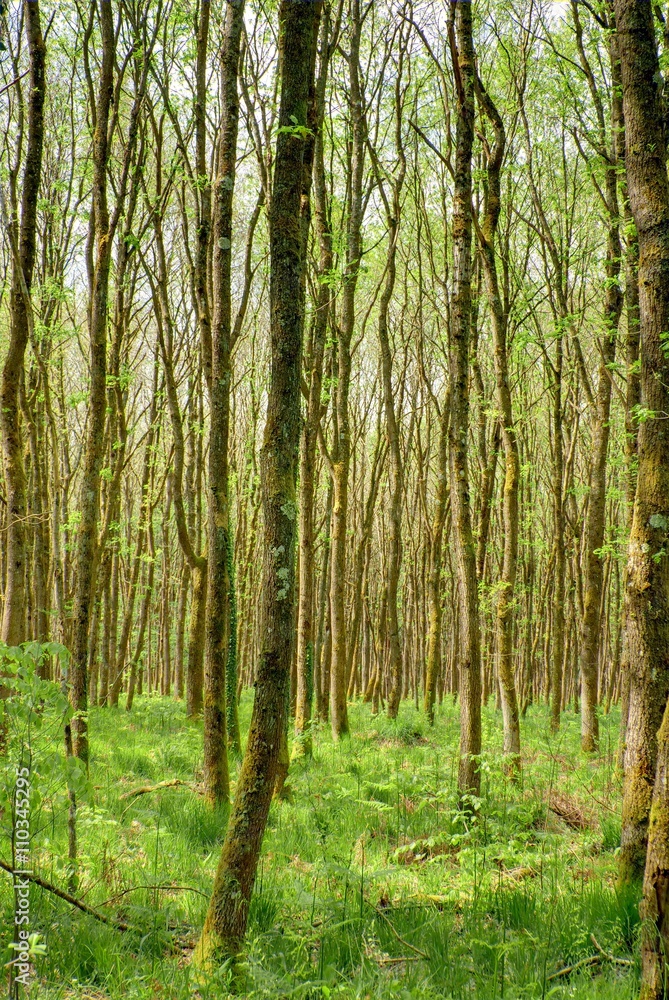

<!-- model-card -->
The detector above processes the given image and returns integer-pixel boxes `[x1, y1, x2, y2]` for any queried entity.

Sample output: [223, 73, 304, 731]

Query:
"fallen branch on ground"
[119, 778, 195, 801]
[547, 937, 634, 982]
[547, 955, 600, 981]
[0, 859, 131, 931]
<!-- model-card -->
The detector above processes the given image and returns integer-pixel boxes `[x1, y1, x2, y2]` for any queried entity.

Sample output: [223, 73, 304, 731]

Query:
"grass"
[0, 693, 640, 999]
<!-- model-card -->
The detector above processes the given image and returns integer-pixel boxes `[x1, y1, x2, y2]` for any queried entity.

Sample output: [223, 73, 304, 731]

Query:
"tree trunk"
[476, 73, 521, 775]
[202, 0, 245, 808]
[614, 0, 669, 896]
[449, 0, 482, 798]
[295, 6, 336, 755]
[70, 0, 115, 764]
[424, 404, 449, 725]
[195, 2, 321, 964]
[573, 5, 624, 753]
[330, 0, 364, 740]
[1, 0, 45, 646]
[640, 699, 669, 1000]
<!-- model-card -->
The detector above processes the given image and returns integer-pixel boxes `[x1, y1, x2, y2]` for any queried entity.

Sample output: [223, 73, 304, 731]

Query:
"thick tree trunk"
[614, 0, 669, 901]
[1, 0, 45, 646]
[195, 1, 321, 965]
[449, 0, 482, 798]
[640, 699, 669, 1000]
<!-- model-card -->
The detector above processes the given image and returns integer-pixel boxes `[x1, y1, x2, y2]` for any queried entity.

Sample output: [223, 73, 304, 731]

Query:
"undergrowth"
[0, 692, 639, 999]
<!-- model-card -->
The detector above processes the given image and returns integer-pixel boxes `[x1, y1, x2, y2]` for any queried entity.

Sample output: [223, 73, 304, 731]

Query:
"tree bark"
[424, 403, 449, 725]
[70, 0, 115, 764]
[195, 0, 321, 965]
[1, 0, 45, 646]
[295, 5, 337, 756]
[573, 3, 623, 753]
[449, 0, 482, 798]
[476, 73, 521, 775]
[330, 0, 364, 740]
[613, 0, 669, 900]
[202, 0, 245, 809]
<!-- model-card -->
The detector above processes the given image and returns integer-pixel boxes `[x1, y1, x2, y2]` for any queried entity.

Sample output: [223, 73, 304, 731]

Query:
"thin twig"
[373, 904, 429, 960]
[590, 934, 633, 967]
[0, 70, 29, 99]
[377, 955, 422, 965]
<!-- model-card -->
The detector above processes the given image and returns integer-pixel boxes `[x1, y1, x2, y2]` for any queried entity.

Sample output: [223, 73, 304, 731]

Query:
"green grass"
[1, 694, 641, 999]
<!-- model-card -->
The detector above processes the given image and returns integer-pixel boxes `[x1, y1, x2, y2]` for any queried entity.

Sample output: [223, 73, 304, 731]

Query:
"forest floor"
[9, 695, 639, 1000]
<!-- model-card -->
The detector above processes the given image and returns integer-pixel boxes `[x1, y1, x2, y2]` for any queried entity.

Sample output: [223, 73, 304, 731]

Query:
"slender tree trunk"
[195, 3, 321, 963]
[126, 534, 156, 713]
[1, 0, 45, 646]
[550, 340, 565, 734]
[330, 0, 364, 740]
[315, 481, 333, 723]
[226, 539, 241, 757]
[202, 0, 245, 808]
[424, 404, 449, 725]
[175, 561, 189, 700]
[573, 7, 624, 753]
[476, 74, 521, 774]
[70, 1, 115, 763]
[108, 359, 158, 704]
[295, 7, 336, 754]
[449, 0, 482, 798]
[375, 87, 406, 720]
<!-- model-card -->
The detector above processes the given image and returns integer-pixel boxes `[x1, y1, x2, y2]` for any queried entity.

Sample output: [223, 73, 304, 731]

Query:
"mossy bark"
[424, 404, 449, 726]
[70, 0, 116, 764]
[195, 1, 321, 965]
[295, 8, 334, 756]
[202, 0, 246, 808]
[1, 0, 45, 648]
[476, 74, 521, 776]
[448, 0, 482, 798]
[613, 0, 669, 886]
[329, 0, 364, 742]
[640, 700, 669, 999]
[573, 9, 623, 755]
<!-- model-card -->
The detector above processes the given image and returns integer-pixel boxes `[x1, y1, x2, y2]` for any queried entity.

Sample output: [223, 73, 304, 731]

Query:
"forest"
[1, 0, 669, 997]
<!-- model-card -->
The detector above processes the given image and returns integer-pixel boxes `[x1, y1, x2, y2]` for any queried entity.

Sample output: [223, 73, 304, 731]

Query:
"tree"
[448, 0, 482, 797]
[202, 0, 246, 807]
[195, 0, 322, 964]
[0, 0, 45, 648]
[614, 0, 669, 893]
[475, 71, 521, 775]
